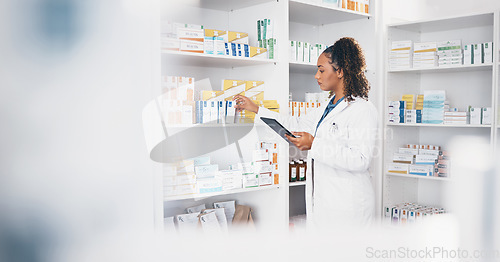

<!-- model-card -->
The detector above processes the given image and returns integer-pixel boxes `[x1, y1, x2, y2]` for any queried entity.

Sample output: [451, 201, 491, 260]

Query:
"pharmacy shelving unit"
[153, 0, 290, 232]
[287, 0, 377, 219]
[383, 12, 497, 213]
[149, 0, 379, 232]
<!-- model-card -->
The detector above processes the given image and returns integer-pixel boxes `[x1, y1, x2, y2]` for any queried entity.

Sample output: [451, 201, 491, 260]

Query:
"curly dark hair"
[322, 37, 370, 102]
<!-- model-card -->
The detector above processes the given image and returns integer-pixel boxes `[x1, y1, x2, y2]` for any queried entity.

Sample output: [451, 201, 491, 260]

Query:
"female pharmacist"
[234, 37, 377, 229]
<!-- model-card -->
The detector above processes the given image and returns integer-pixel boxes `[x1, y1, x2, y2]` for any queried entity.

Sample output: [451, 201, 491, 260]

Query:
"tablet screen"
[260, 117, 297, 143]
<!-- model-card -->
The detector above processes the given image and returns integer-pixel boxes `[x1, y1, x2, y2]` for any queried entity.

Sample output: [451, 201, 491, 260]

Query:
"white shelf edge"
[164, 184, 280, 201]
[386, 123, 491, 128]
[289, 181, 306, 187]
[386, 173, 450, 181]
[165, 123, 261, 128]
[161, 50, 278, 64]
[289, 61, 316, 67]
[388, 63, 493, 73]
[387, 11, 494, 28]
[290, 0, 371, 18]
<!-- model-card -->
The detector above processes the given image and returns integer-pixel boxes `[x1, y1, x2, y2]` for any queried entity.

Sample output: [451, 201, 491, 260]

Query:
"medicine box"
[482, 42, 493, 64]
[463, 44, 473, 65]
[297, 41, 304, 62]
[415, 155, 437, 165]
[165, 160, 195, 175]
[161, 37, 180, 51]
[250, 46, 267, 58]
[258, 173, 273, 186]
[180, 39, 204, 53]
[399, 148, 419, 155]
[226, 31, 249, 44]
[392, 153, 413, 164]
[225, 101, 236, 124]
[235, 162, 254, 174]
[216, 170, 243, 190]
[469, 106, 482, 125]
[482, 107, 491, 125]
[409, 164, 433, 176]
[387, 163, 409, 174]
[204, 37, 214, 55]
[197, 178, 223, 194]
[473, 44, 482, 64]
[304, 42, 310, 63]
[204, 29, 226, 38]
[253, 161, 273, 173]
[290, 40, 296, 61]
[213, 37, 225, 55]
[191, 156, 211, 166]
[201, 90, 224, 101]
[418, 149, 440, 156]
[178, 27, 204, 41]
[243, 173, 259, 188]
[245, 80, 265, 91]
[253, 149, 270, 162]
[164, 184, 197, 197]
[195, 164, 219, 179]
[164, 174, 196, 186]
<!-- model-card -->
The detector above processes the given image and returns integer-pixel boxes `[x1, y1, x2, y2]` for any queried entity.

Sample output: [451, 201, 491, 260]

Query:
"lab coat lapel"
[321, 99, 349, 124]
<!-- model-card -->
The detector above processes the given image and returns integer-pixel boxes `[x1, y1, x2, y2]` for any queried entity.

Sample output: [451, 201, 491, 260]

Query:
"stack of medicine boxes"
[289, 41, 329, 63]
[257, 19, 276, 59]
[164, 160, 197, 197]
[389, 40, 412, 70]
[161, 22, 204, 53]
[464, 42, 493, 65]
[161, 76, 195, 125]
[199, 80, 279, 124]
[230, 142, 279, 188]
[422, 90, 445, 124]
[387, 101, 405, 124]
[413, 42, 438, 68]
[437, 40, 462, 67]
[387, 144, 445, 177]
[385, 203, 446, 225]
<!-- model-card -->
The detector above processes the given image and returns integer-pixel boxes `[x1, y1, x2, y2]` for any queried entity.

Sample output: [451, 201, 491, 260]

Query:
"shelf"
[289, 61, 317, 74]
[289, 181, 306, 187]
[387, 123, 491, 128]
[166, 123, 260, 128]
[161, 50, 277, 68]
[189, 0, 273, 12]
[289, 0, 370, 25]
[164, 184, 280, 201]
[386, 173, 450, 181]
[387, 12, 493, 32]
[388, 63, 493, 73]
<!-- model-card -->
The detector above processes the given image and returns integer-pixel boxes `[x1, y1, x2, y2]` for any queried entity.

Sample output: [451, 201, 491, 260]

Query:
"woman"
[234, 37, 377, 229]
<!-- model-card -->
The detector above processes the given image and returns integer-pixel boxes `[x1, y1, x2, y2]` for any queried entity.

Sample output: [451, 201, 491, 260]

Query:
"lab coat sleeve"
[255, 106, 320, 135]
[309, 104, 378, 172]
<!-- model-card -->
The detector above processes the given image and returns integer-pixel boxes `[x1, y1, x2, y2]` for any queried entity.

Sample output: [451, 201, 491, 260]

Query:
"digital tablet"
[260, 117, 297, 143]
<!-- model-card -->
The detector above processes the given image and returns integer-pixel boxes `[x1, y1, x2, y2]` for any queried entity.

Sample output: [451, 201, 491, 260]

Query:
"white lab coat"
[256, 97, 377, 229]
